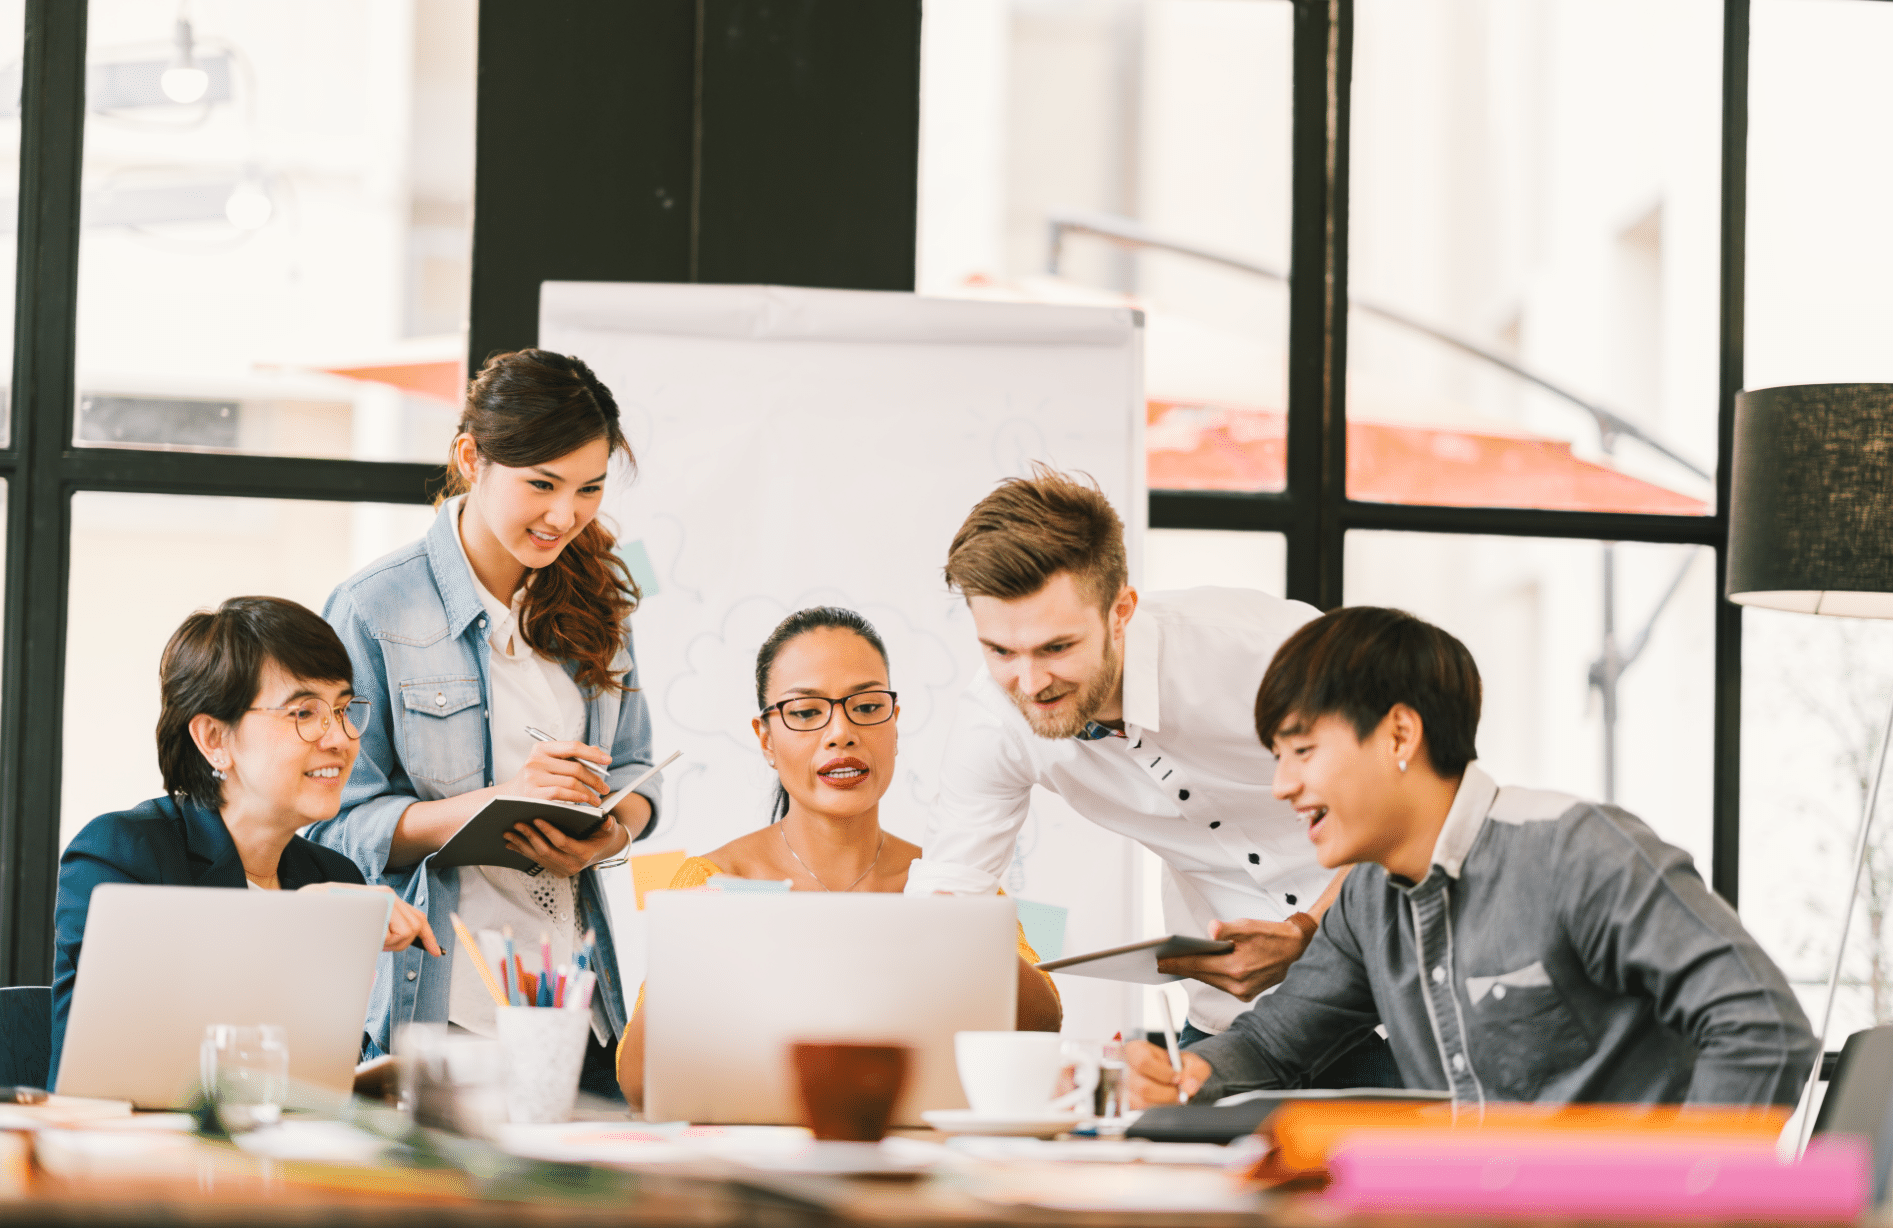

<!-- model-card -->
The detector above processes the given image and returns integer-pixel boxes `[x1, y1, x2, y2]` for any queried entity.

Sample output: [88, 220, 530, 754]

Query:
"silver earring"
[211, 767, 227, 781]
[1397, 759, 1408, 773]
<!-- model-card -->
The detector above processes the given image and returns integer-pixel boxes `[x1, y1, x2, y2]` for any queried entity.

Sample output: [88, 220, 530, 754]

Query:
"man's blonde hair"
[944, 465, 1128, 611]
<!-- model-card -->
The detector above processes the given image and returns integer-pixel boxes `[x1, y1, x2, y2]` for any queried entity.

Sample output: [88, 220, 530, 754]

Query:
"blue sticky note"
[1013, 897, 1068, 962]
[618, 539, 660, 598]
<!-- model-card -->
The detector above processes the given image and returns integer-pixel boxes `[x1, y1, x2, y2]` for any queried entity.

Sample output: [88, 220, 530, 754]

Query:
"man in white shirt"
[908, 469, 1390, 1076]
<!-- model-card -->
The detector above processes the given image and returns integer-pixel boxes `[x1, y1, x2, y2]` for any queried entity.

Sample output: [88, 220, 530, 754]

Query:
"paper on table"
[0, 1094, 133, 1129]
[496, 1121, 812, 1166]
[631, 849, 689, 910]
[947, 1136, 1251, 1167]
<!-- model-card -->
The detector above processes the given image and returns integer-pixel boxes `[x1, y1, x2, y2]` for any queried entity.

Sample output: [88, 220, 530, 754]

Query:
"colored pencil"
[449, 912, 507, 1007]
[502, 926, 518, 1006]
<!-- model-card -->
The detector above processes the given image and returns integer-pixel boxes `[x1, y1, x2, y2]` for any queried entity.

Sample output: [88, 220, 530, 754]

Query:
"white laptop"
[643, 892, 1017, 1126]
[58, 884, 390, 1109]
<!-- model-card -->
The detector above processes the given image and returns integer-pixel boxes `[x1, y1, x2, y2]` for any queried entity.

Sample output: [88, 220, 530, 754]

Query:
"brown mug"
[788, 1041, 912, 1141]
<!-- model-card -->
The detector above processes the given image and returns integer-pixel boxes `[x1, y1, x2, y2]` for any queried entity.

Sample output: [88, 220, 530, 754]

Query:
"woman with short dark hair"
[50, 597, 439, 1087]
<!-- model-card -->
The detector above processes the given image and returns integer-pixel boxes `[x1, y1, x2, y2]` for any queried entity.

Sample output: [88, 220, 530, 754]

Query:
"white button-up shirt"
[447, 503, 598, 1041]
[907, 587, 1331, 1033]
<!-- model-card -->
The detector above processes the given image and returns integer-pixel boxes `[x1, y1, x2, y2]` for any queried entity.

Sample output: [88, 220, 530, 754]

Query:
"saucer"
[921, 1109, 1087, 1138]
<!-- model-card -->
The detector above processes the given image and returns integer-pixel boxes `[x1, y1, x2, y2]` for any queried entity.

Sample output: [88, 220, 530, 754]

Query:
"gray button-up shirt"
[1189, 764, 1816, 1107]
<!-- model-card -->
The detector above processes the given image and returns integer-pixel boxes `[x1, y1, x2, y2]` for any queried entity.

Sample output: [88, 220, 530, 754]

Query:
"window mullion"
[0, 0, 87, 987]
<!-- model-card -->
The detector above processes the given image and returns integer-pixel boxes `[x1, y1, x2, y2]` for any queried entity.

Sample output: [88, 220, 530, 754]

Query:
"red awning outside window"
[312, 358, 1707, 519]
[1147, 399, 1707, 516]
[321, 360, 464, 406]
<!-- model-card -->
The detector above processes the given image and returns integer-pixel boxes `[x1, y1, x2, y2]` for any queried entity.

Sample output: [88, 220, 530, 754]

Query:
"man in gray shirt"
[1127, 607, 1816, 1109]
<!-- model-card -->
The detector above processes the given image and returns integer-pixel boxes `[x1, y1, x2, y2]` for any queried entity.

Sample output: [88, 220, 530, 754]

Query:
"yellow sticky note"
[631, 848, 689, 910]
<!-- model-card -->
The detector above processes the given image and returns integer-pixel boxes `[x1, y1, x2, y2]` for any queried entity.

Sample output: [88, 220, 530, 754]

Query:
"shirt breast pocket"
[399, 677, 486, 789]
[1465, 961, 1592, 1099]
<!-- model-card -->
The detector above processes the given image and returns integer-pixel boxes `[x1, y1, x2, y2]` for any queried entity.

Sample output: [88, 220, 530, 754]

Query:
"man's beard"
[1008, 637, 1121, 739]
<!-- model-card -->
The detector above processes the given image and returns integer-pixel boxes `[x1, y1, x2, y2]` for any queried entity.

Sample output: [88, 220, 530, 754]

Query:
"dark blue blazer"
[50, 795, 365, 1087]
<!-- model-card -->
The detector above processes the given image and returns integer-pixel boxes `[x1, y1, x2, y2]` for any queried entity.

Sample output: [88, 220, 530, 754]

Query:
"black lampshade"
[1728, 383, 1893, 618]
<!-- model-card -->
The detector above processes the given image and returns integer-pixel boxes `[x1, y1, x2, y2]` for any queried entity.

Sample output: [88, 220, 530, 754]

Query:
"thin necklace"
[780, 824, 886, 892]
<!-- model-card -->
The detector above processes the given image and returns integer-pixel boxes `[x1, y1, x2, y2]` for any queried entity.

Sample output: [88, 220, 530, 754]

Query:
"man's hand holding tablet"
[1156, 913, 1318, 1001]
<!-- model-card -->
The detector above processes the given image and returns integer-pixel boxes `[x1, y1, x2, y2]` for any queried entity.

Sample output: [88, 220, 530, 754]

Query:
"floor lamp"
[1725, 382, 1893, 1154]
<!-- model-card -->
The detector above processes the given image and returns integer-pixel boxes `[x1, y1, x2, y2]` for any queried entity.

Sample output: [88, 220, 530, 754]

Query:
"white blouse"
[447, 507, 602, 1041]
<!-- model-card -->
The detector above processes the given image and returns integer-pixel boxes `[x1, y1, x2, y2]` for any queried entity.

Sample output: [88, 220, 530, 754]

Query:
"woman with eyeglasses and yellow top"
[50, 597, 438, 1087]
[616, 607, 1062, 1109]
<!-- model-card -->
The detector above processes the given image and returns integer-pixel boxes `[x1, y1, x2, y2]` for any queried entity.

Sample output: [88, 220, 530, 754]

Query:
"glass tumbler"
[200, 1024, 289, 1132]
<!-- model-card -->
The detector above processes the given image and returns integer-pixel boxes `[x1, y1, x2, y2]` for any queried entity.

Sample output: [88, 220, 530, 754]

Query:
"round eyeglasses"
[248, 698, 371, 743]
[760, 690, 897, 732]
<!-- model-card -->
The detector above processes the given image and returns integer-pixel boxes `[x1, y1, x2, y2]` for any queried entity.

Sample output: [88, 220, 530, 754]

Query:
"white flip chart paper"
[542, 281, 1146, 1035]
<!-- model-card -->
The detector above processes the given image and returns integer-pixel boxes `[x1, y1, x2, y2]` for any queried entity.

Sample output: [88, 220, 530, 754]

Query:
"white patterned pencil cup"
[495, 1005, 590, 1124]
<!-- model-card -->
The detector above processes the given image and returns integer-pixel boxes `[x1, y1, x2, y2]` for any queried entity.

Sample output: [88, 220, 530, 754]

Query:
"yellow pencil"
[450, 912, 507, 1007]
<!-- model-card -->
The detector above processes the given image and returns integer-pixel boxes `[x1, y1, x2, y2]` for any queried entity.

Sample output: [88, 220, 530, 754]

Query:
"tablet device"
[1035, 934, 1236, 984]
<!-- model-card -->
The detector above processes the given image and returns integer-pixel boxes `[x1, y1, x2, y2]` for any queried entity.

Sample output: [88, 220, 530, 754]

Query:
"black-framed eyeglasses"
[760, 690, 897, 732]
[248, 698, 372, 743]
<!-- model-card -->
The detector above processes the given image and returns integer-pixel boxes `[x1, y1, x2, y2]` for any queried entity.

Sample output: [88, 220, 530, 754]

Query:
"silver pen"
[523, 725, 612, 779]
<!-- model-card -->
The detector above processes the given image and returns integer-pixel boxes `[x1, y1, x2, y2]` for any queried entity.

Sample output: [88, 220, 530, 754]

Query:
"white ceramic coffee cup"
[953, 1031, 1099, 1117]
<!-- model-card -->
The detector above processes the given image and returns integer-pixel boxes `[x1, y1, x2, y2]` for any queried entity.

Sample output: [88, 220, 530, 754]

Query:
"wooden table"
[0, 1127, 1281, 1228]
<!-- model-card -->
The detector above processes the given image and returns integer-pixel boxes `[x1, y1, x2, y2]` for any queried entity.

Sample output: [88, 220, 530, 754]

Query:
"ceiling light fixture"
[160, 18, 209, 104]
[224, 178, 272, 230]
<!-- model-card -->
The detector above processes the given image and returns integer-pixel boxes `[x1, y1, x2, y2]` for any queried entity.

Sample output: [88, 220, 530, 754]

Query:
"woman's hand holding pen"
[503, 740, 612, 807]
[298, 882, 442, 955]
[504, 813, 628, 878]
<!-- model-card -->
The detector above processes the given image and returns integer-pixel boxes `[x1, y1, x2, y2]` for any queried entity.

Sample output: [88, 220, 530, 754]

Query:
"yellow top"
[622, 856, 1059, 1067]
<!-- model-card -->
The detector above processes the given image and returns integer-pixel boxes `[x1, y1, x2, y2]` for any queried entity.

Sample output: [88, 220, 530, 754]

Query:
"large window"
[4, 0, 1885, 1054]
[61, 493, 434, 848]
[74, 1, 473, 464]
[0, 1, 474, 981]
[3, 0, 926, 983]
[1740, 0, 1893, 1032]
[915, 0, 1825, 1026]
[918, 0, 1294, 493]
[1348, 0, 1719, 516]
[47, 1, 477, 850]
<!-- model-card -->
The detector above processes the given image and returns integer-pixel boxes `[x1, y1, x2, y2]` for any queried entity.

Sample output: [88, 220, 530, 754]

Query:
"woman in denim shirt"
[310, 350, 661, 1096]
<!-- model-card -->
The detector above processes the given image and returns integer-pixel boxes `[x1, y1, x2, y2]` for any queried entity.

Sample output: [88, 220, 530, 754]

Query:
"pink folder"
[1324, 1130, 1868, 1220]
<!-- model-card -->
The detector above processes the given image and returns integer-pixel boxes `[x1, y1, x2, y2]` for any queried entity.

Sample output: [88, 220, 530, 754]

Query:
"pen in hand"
[1158, 990, 1184, 1077]
[523, 725, 611, 779]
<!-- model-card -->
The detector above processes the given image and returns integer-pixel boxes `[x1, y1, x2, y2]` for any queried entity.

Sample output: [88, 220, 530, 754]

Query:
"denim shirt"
[309, 498, 660, 1055]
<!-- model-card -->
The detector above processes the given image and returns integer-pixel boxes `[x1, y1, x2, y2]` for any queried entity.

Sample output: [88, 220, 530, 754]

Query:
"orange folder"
[1256, 1100, 1789, 1182]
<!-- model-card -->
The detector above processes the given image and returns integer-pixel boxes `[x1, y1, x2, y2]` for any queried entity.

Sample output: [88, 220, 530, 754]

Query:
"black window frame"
[0, 0, 1747, 983]
[0, 0, 922, 983]
[1148, 0, 1747, 905]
